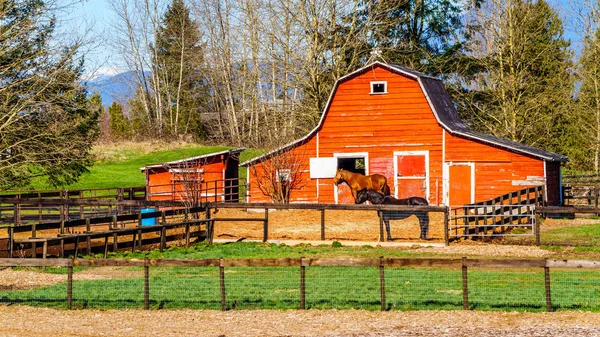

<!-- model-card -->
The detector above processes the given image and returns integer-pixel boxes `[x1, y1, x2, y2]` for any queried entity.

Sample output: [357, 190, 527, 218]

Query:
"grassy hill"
[32, 142, 264, 190]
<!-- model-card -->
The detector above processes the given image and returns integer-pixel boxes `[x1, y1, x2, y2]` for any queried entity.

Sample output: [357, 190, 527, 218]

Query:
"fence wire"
[468, 267, 546, 311]
[1, 263, 600, 312]
[550, 269, 600, 311]
[385, 267, 463, 310]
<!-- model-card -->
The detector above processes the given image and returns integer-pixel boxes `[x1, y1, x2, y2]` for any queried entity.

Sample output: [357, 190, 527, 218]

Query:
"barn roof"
[240, 62, 566, 166]
[141, 147, 245, 172]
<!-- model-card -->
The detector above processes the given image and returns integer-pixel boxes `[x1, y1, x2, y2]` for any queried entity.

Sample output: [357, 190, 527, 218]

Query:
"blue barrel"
[141, 208, 157, 226]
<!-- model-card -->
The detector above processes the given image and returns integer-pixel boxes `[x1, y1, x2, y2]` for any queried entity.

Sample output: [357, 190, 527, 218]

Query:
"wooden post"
[138, 229, 142, 251]
[219, 258, 226, 311]
[595, 185, 599, 209]
[380, 257, 386, 312]
[535, 210, 541, 246]
[378, 211, 384, 242]
[160, 226, 166, 252]
[443, 207, 449, 246]
[300, 258, 306, 310]
[263, 208, 269, 242]
[8, 226, 13, 258]
[462, 257, 469, 310]
[320, 209, 325, 241]
[42, 241, 48, 261]
[131, 232, 136, 253]
[113, 232, 118, 252]
[86, 218, 91, 233]
[67, 264, 73, 310]
[144, 259, 150, 310]
[205, 206, 212, 244]
[544, 264, 552, 312]
[103, 235, 109, 258]
[74, 237, 79, 259]
[138, 212, 142, 227]
[185, 223, 190, 248]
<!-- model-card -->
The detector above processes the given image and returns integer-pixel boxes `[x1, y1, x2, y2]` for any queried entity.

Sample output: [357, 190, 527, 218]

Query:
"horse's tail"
[382, 182, 391, 196]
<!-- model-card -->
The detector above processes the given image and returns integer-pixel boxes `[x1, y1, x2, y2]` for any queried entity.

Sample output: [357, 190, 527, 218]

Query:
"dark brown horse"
[356, 189, 429, 241]
[333, 169, 390, 202]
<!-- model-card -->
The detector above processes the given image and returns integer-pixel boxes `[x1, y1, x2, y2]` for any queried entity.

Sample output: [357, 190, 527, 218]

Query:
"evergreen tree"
[459, 0, 573, 151]
[351, 0, 473, 76]
[154, 0, 207, 138]
[575, 28, 600, 173]
[0, 0, 99, 188]
[108, 102, 130, 139]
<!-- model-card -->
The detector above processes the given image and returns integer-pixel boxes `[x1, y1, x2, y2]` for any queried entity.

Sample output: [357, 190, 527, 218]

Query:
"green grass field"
[30, 142, 263, 190]
[2, 242, 599, 312]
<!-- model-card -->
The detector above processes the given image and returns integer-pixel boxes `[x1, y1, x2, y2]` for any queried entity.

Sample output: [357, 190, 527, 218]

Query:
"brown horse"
[333, 169, 390, 202]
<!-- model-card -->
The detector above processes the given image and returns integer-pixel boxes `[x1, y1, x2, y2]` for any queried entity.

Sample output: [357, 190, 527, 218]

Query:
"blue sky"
[65, 0, 119, 77]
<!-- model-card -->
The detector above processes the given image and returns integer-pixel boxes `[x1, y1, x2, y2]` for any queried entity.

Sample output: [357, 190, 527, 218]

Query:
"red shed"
[142, 148, 244, 202]
[241, 62, 566, 206]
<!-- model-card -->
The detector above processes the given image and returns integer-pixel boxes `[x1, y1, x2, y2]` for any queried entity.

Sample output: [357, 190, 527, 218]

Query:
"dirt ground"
[1, 306, 600, 337]
[3, 211, 600, 336]
[212, 207, 445, 242]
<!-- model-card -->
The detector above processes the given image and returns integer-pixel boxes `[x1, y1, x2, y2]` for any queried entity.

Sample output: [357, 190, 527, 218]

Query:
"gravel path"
[1, 307, 600, 337]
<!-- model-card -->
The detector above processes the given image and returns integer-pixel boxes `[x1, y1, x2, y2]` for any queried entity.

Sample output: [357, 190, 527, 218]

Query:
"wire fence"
[1, 258, 599, 312]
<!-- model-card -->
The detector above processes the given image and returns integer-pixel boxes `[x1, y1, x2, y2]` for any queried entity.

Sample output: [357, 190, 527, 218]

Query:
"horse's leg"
[383, 213, 392, 241]
[417, 212, 429, 240]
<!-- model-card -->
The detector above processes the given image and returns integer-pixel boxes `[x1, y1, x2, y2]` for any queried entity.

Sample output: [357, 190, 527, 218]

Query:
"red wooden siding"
[445, 132, 546, 202]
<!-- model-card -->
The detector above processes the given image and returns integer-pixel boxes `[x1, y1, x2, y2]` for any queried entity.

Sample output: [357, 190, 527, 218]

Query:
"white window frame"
[370, 81, 388, 95]
[333, 152, 369, 204]
[393, 151, 430, 201]
[277, 169, 292, 182]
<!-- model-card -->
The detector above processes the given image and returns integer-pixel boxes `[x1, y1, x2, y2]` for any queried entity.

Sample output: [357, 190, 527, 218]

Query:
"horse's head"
[355, 189, 369, 204]
[333, 169, 344, 185]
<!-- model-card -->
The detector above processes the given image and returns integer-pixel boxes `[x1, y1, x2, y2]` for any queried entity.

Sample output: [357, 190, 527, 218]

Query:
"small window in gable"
[370, 81, 387, 94]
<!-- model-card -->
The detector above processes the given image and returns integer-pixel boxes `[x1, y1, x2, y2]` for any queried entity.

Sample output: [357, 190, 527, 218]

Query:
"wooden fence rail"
[0, 257, 599, 311]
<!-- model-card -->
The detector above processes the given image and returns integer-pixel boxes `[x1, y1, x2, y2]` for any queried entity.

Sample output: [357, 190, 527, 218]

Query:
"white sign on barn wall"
[310, 157, 337, 178]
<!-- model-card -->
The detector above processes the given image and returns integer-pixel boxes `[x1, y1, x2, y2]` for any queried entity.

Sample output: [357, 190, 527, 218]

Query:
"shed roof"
[141, 147, 245, 172]
[240, 62, 566, 167]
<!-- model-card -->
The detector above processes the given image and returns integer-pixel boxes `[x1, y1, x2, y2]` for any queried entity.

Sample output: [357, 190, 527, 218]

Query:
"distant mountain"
[85, 70, 141, 107]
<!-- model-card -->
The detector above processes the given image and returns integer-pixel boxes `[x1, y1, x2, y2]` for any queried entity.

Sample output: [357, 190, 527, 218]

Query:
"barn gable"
[241, 62, 565, 206]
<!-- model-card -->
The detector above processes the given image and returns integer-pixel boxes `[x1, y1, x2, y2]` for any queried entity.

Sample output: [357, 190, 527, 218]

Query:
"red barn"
[241, 62, 566, 206]
[142, 148, 244, 202]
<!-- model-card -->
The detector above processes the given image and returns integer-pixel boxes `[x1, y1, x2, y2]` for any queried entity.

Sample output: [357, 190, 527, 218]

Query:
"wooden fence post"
[535, 211, 541, 246]
[544, 263, 552, 312]
[462, 257, 469, 310]
[380, 256, 386, 312]
[378, 211, 384, 242]
[67, 263, 73, 310]
[443, 207, 449, 246]
[263, 208, 269, 242]
[300, 257, 306, 310]
[144, 258, 150, 310]
[8, 226, 13, 258]
[320, 209, 325, 241]
[219, 258, 226, 311]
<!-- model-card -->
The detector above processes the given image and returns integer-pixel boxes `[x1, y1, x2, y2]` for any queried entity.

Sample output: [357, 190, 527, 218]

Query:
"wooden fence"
[449, 186, 544, 241]
[0, 186, 146, 226]
[0, 257, 598, 311]
[2, 206, 209, 259]
[562, 175, 600, 207]
[208, 202, 448, 243]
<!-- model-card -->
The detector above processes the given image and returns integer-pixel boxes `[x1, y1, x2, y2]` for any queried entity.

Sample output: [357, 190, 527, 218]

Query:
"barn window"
[277, 169, 292, 182]
[169, 168, 204, 182]
[370, 81, 387, 94]
[337, 157, 366, 175]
